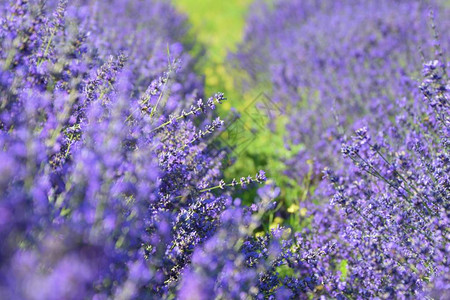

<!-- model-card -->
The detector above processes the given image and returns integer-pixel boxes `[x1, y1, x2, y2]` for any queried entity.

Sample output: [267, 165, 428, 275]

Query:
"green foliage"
[276, 264, 295, 278]
[339, 260, 349, 280]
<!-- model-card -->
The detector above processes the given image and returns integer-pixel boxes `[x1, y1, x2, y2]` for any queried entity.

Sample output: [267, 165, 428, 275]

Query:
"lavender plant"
[306, 57, 450, 299]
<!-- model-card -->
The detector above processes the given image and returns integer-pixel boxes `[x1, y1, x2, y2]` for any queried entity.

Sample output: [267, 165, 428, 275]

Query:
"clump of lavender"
[312, 57, 449, 298]
[0, 1, 273, 298]
[178, 188, 330, 299]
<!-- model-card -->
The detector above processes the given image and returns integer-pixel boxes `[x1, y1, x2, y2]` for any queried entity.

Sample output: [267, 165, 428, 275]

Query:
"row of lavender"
[235, 0, 449, 298]
[0, 0, 277, 299]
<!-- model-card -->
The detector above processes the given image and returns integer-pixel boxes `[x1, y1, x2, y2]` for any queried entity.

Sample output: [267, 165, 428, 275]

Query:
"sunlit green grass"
[173, 0, 252, 98]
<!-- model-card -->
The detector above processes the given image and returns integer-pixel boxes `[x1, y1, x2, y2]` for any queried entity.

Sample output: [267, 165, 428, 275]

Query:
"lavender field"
[0, 0, 449, 299]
